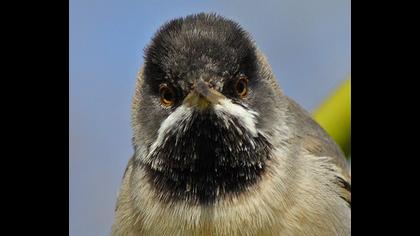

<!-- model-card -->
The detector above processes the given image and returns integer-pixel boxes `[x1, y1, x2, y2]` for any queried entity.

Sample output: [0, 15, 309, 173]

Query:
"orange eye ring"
[159, 84, 175, 106]
[235, 76, 248, 98]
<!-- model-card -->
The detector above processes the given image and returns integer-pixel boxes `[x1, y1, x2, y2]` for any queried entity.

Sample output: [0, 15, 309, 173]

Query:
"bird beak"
[183, 80, 225, 110]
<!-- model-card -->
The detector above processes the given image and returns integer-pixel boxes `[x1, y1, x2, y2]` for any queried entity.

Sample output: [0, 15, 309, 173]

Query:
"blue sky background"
[69, 1, 350, 235]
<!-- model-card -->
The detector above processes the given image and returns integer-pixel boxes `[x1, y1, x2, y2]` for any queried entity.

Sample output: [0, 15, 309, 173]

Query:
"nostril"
[191, 76, 221, 94]
[194, 80, 210, 97]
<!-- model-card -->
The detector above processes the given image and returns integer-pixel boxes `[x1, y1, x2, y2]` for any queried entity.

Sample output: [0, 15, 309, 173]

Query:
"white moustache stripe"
[148, 99, 259, 163]
[214, 99, 259, 137]
[148, 105, 193, 160]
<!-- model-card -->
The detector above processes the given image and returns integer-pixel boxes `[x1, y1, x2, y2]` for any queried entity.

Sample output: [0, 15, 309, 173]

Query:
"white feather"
[214, 99, 259, 137]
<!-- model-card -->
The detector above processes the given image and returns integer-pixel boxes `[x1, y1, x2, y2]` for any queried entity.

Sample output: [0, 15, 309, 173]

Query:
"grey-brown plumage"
[112, 13, 351, 236]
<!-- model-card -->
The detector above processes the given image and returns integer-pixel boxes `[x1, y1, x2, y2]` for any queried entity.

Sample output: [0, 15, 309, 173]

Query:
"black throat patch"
[139, 109, 272, 205]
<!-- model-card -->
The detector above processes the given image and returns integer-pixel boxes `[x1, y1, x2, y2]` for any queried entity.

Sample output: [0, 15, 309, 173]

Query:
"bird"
[112, 13, 351, 236]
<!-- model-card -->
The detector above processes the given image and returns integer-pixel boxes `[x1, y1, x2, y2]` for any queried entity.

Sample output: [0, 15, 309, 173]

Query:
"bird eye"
[159, 84, 175, 107]
[235, 76, 248, 98]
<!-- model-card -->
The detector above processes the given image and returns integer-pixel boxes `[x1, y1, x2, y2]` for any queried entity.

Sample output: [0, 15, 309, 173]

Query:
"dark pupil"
[163, 89, 173, 101]
[237, 81, 245, 93]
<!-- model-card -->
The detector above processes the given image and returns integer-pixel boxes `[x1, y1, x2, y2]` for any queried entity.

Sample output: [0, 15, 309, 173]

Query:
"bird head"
[131, 13, 285, 205]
